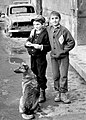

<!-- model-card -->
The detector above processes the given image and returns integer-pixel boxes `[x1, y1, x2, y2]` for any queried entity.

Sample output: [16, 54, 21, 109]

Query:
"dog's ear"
[23, 64, 29, 71]
[22, 62, 29, 71]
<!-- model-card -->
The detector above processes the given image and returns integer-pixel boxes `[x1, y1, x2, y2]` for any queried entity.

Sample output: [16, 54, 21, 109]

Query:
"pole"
[36, 0, 42, 15]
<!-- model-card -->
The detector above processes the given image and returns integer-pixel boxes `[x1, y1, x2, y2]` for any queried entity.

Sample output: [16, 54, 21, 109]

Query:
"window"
[10, 6, 35, 14]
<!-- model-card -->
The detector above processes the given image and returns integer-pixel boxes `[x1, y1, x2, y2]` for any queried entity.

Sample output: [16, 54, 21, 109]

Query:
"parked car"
[4, 1, 37, 38]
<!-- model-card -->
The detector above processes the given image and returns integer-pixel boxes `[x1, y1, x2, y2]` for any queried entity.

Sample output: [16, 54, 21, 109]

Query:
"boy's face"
[49, 15, 60, 27]
[33, 21, 43, 31]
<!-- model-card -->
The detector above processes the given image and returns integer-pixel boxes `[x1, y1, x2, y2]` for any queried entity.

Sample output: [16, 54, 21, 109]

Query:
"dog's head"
[14, 63, 36, 79]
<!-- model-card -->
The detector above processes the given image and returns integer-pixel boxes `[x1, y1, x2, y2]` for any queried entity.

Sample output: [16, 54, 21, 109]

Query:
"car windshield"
[10, 6, 35, 14]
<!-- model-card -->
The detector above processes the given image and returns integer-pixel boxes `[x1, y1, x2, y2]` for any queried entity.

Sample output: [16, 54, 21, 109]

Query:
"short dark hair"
[49, 11, 61, 20]
[33, 15, 45, 24]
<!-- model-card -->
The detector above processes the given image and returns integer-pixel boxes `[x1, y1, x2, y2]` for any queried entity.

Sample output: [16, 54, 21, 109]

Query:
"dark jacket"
[47, 25, 75, 59]
[25, 28, 51, 57]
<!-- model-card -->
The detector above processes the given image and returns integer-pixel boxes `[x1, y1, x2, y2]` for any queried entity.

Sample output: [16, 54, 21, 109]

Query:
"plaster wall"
[77, 0, 86, 45]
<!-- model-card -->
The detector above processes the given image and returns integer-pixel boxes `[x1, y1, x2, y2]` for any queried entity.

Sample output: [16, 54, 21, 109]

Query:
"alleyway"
[0, 28, 86, 120]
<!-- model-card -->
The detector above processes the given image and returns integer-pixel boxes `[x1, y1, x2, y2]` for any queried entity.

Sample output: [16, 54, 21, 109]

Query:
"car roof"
[8, 2, 35, 8]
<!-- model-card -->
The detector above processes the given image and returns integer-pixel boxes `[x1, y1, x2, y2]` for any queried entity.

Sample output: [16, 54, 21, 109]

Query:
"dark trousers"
[51, 55, 69, 93]
[31, 55, 47, 90]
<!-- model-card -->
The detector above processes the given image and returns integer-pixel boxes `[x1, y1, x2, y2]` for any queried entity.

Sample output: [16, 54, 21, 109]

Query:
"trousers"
[31, 55, 47, 90]
[51, 55, 69, 93]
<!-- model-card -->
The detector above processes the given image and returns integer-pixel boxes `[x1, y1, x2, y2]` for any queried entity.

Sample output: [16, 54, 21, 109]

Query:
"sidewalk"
[70, 45, 86, 80]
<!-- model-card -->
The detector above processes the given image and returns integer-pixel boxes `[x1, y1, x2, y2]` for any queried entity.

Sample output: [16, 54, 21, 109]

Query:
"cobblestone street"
[0, 29, 86, 120]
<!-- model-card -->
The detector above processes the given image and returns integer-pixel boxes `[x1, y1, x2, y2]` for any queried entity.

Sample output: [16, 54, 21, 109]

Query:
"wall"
[77, 0, 86, 45]
[42, 0, 71, 15]
[0, 0, 11, 12]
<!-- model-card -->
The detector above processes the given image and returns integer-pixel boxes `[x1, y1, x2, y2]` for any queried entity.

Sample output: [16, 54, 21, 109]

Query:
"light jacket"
[47, 25, 75, 59]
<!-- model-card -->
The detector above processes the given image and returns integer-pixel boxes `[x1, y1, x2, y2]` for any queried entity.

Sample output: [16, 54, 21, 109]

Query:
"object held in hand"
[32, 44, 41, 49]
[25, 42, 33, 47]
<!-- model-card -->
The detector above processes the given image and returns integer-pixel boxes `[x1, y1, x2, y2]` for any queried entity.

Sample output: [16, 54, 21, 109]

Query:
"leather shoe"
[39, 89, 46, 103]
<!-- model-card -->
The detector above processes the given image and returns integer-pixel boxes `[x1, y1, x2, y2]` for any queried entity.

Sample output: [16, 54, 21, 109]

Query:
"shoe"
[61, 93, 71, 104]
[39, 89, 46, 103]
[54, 92, 61, 102]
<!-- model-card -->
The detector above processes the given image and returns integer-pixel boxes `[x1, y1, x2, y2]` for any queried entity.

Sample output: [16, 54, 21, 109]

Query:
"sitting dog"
[14, 63, 40, 119]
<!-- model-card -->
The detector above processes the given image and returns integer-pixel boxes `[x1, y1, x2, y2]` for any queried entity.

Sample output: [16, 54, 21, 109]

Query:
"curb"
[69, 53, 86, 80]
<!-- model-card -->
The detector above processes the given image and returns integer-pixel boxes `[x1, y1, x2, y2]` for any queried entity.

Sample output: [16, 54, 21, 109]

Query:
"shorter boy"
[25, 15, 51, 103]
[47, 11, 75, 103]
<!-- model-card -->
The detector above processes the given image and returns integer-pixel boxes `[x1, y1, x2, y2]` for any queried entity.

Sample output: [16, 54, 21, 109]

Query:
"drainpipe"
[29, 0, 31, 3]
[36, 0, 42, 15]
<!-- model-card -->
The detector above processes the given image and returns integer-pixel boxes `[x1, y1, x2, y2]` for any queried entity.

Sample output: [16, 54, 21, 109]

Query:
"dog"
[14, 63, 40, 119]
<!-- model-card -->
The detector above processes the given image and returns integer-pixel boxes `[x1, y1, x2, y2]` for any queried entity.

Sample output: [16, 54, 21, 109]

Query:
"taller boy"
[47, 11, 75, 103]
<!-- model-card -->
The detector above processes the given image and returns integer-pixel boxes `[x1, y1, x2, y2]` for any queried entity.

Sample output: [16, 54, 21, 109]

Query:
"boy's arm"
[26, 29, 35, 42]
[42, 33, 51, 52]
[63, 30, 75, 53]
[25, 37, 32, 48]
[33, 33, 51, 52]
[25, 29, 35, 47]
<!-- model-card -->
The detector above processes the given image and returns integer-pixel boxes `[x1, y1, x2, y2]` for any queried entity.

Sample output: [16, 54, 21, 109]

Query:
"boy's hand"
[25, 42, 43, 50]
[33, 44, 43, 50]
[25, 41, 32, 47]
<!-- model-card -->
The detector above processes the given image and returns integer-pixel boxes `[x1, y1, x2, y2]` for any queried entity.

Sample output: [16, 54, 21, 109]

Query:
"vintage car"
[4, 1, 37, 38]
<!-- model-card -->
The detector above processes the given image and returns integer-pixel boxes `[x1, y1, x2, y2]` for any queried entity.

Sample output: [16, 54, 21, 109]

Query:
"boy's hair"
[33, 15, 45, 24]
[49, 11, 61, 20]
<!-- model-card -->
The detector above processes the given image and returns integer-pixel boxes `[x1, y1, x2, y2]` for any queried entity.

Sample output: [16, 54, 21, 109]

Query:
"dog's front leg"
[19, 96, 25, 113]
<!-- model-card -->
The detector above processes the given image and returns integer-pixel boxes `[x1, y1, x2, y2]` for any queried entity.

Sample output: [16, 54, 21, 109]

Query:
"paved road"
[0, 29, 86, 120]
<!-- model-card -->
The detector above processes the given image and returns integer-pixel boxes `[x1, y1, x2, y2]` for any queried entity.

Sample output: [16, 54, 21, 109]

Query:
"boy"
[47, 11, 75, 103]
[25, 15, 51, 103]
